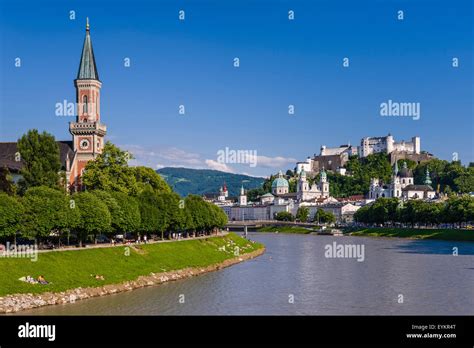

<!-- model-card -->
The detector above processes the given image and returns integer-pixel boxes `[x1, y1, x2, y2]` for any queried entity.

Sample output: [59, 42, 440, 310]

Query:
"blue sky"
[0, 0, 472, 177]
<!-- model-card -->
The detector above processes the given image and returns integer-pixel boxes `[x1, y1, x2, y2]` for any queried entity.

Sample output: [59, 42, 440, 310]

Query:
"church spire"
[424, 168, 432, 185]
[77, 17, 99, 80]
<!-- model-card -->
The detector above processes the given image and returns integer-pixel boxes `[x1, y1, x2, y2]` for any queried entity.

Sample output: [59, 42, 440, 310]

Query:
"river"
[16, 233, 474, 315]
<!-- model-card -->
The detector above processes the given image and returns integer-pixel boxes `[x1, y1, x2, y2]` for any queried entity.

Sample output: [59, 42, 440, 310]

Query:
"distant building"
[296, 157, 312, 174]
[296, 168, 329, 201]
[217, 167, 337, 221]
[271, 171, 289, 195]
[310, 144, 357, 172]
[358, 134, 420, 158]
[296, 134, 432, 176]
[311, 203, 361, 224]
[369, 161, 436, 200]
[238, 185, 247, 206]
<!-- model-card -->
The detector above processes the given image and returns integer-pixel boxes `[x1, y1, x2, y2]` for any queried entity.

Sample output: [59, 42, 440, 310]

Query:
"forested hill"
[156, 167, 265, 197]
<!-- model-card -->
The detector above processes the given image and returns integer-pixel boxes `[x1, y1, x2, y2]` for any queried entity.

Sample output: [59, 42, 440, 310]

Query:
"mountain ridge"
[156, 167, 266, 197]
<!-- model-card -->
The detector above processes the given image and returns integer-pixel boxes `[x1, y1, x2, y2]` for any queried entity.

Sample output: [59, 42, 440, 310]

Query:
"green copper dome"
[272, 171, 289, 188]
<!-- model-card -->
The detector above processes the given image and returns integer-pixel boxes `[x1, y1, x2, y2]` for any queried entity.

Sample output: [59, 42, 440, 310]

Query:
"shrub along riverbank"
[349, 228, 474, 242]
[0, 233, 263, 297]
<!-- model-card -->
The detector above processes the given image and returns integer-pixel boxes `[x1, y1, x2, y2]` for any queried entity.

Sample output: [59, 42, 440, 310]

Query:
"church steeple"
[69, 18, 106, 191]
[393, 159, 399, 176]
[424, 168, 432, 186]
[77, 17, 99, 80]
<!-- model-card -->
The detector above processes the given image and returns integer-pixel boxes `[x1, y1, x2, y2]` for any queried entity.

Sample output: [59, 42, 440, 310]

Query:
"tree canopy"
[17, 129, 61, 193]
[72, 191, 111, 245]
[0, 193, 23, 239]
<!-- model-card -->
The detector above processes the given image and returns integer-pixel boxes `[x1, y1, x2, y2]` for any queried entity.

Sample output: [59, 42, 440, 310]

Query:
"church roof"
[274, 192, 297, 199]
[272, 171, 289, 188]
[402, 184, 434, 192]
[272, 177, 289, 188]
[77, 18, 99, 80]
[0, 141, 74, 173]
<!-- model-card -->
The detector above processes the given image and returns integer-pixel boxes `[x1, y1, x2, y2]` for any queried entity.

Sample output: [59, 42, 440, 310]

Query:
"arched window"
[83, 95, 88, 114]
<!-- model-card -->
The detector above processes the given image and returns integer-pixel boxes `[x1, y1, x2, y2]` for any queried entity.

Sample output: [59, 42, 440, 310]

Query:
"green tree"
[443, 196, 474, 226]
[21, 186, 70, 241]
[82, 142, 138, 194]
[313, 209, 336, 224]
[0, 193, 23, 243]
[17, 129, 61, 193]
[453, 167, 474, 193]
[296, 206, 310, 222]
[274, 211, 294, 222]
[354, 205, 370, 223]
[72, 192, 111, 246]
[137, 189, 161, 236]
[182, 202, 195, 235]
[0, 167, 15, 195]
[185, 195, 209, 234]
[246, 187, 266, 202]
[91, 190, 120, 236]
[156, 192, 182, 239]
[133, 166, 171, 194]
[110, 191, 141, 235]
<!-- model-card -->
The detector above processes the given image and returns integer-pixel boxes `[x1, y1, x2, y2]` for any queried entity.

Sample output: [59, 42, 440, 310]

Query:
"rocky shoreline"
[0, 247, 265, 314]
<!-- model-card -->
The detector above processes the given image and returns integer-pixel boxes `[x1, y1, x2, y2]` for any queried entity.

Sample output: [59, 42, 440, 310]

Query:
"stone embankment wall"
[0, 248, 265, 313]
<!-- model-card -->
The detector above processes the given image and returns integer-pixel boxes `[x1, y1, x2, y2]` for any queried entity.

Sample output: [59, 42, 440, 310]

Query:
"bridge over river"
[225, 220, 343, 236]
[225, 220, 319, 228]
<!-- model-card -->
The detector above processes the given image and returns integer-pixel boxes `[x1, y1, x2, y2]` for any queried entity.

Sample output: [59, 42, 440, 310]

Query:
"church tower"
[69, 18, 107, 191]
[239, 185, 247, 206]
[320, 168, 329, 197]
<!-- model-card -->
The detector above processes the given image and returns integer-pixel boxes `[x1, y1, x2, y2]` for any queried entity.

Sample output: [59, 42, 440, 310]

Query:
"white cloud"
[120, 144, 204, 169]
[205, 159, 235, 173]
[120, 144, 297, 176]
[256, 155, 297, 168]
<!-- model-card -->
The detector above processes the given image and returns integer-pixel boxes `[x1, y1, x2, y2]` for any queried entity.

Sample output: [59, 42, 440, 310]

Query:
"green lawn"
[257, 226, 316, 234]
[0, 233, 263, 297]
[350, 228, 474, 242]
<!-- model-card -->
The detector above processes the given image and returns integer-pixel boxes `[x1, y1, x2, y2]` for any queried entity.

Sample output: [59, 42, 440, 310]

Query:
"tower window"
[83, 95, 88, 114]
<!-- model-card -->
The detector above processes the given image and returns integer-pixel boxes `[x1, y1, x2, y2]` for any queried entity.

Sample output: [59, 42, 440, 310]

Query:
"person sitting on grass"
[37, 275, 49, 285]
[19, 275, 38, 284]
[91, 274, 105, 280]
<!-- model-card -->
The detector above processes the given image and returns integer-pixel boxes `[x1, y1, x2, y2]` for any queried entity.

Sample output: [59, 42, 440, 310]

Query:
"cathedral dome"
[272, 171, 289, 188]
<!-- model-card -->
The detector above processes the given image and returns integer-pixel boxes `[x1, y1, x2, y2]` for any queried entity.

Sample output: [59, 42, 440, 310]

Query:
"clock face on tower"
[80, 139, 90, 149]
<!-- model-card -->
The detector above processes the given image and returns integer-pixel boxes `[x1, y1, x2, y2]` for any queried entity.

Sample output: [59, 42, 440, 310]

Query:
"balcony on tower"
[69, 121, 107, 136]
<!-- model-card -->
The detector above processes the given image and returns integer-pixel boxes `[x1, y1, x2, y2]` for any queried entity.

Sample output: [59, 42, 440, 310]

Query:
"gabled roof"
[0, 141, 74, 172]
[402, 184, 434, 192]
[77, 19, 99, 80]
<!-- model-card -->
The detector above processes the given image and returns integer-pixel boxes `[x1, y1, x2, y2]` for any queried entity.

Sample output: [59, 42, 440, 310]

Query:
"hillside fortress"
[296, 134, 432, 175]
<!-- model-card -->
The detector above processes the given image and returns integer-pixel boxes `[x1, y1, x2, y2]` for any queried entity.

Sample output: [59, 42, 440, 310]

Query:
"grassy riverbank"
[0, 233, 263, 297]
[257, 226, 317, 234]
[349, 228, 474, 242]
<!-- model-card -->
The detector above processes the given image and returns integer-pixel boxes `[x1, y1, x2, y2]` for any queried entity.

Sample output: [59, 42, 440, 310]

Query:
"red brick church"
[0, 19, 106, 191]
